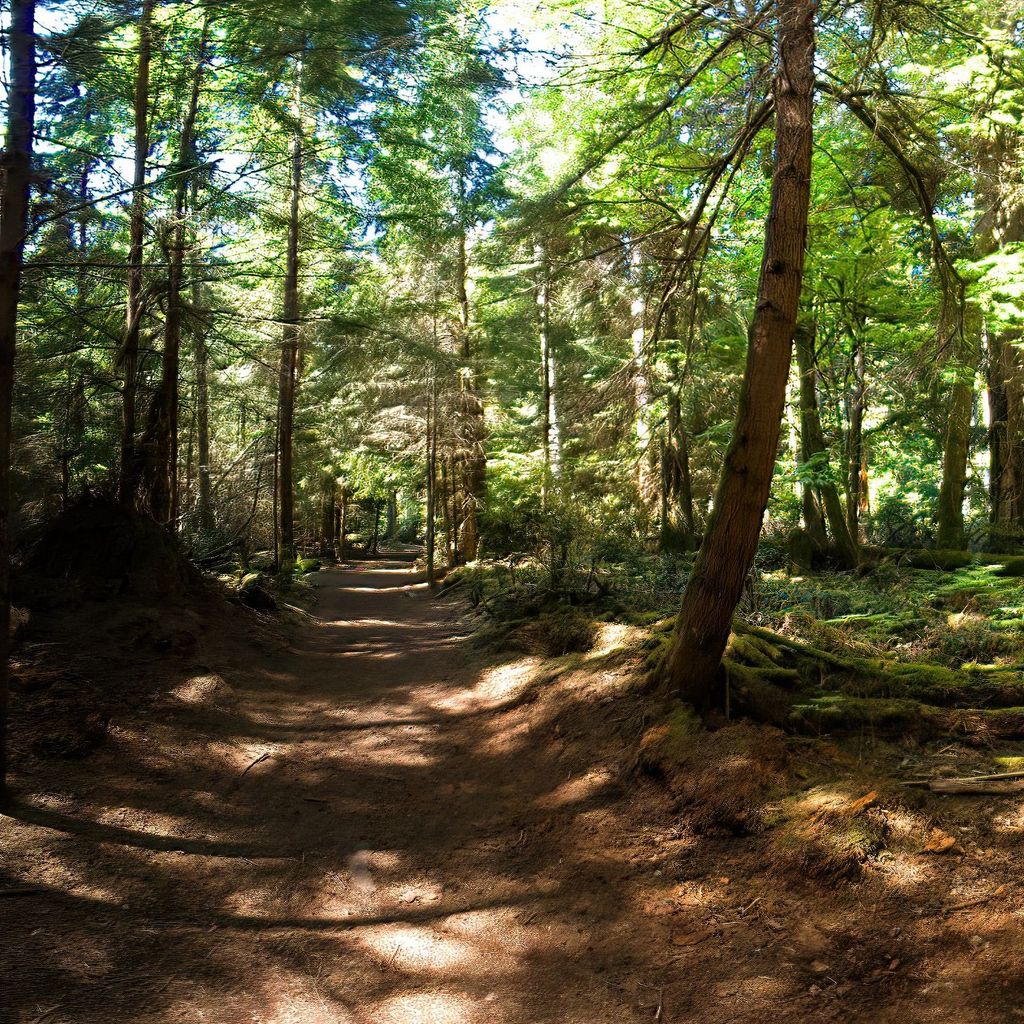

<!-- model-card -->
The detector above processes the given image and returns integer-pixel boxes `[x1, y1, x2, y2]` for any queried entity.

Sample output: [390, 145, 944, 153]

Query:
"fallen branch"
[906, 768, 1024, 794]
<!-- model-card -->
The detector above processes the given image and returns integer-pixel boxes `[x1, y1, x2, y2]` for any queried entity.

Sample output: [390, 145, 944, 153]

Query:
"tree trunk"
[193, 273, 214, 532]
[936, 297, 976, 550]
[426, 379, 437, 586]
[794, 320, 859, 568]
[978, 118, 1024, 543]
[386, 490, 397, 539]
[118, 0, 155, 510]
[537, 248, 559, 507]
[666, 0, 815, 708]
[0, 0, 36, 792]
[148, 19, 208, 528]
[455, 200, 485, 562]
[631, 245, 657, 511]
[370, 500, 381, 555]
[276, 59, 303, 570]
[660, 391, 696, 551]
[845, 332, 868, 540]
[338, 486, 348, 561]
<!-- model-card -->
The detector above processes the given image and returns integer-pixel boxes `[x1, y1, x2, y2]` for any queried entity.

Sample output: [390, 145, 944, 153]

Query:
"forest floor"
[4, 557, 1024, 1023]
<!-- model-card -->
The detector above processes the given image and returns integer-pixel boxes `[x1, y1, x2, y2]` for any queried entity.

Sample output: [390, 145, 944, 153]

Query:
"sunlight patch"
[536, 769, 615, 809]
[436, 658, 539, 713]
[170, 673, 233, 707]
[263, 993, 354, 1024]
[376, 991, 481, 1024]
[584, 622, 634, 660]
[359, 925, 478, 972]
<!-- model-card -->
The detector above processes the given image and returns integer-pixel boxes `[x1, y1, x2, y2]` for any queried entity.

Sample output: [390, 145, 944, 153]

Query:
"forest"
[3, 0, 1024, 1022]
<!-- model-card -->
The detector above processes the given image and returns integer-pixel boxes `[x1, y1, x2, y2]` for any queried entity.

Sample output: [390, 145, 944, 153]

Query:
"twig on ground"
[239, 752, 271, 777]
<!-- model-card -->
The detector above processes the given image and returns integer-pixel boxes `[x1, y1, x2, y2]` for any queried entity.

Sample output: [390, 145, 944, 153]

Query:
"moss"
[642, 632, 673, 673]
[897, 549, 973, 570]
[725, 662, 799, 724]
[789, 695, 935, 735]
[993, 756, 1024, 772]
[638, 704, 703, 769]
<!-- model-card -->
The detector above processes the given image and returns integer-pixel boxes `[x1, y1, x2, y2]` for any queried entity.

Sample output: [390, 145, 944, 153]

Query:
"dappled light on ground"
[8, 562, 1024, 1023]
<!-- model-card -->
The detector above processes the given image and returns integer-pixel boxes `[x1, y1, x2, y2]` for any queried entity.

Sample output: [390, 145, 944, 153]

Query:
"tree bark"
[660, 391, 696, 551]
[455, 193, 485, 562]
[192, 272, 214, 532]
[276, 58, 303, 570]
[426, 378, 437, 586]
[118, 0, 155, 510]
[794, 320, 859, 568]
[935, 296, 976, 550]
[148, 19, 209, 528]
[666, 0, 816, 708]
[0, 0, 37, 792]
[631, 245, 657, 511]
[537, 246, 559, 507]
[845, 331, 868, 540]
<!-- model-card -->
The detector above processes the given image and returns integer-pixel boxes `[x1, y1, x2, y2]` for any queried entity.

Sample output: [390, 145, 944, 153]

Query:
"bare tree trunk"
[338, 486, 348, 561]
[666, 0, 816, 708]
[537, 247, 559, 507]
[0, 0, 37, 793]
[794, 320, 859, 568]
[276, 59, 303, 570]
[660, 391, 696, 550]
[370, 500, 381, 555]
[845, 331, 868, 540]
[118, 0, 155, 510]
[936, 298, 975, 550]
[148, 19, 209, 528]
[455, 196, 486, 561]
[192, 272, 214, 532]
[426, 379, 437, 586]
[631, 245, 657, 512]
[979, 119, 1024, 543]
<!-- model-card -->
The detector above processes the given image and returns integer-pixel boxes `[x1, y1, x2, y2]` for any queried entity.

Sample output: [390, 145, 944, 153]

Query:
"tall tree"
[0, 0, 37, 791]
[666, 0, 817, 707]
[117, 0, 156, 510]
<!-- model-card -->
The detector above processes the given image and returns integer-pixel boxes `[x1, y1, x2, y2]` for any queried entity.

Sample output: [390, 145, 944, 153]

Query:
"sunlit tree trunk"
[426, 378, 438, 586]
[631, 245, 657, 511]
[277, 57, 304, 570]
[456, 187, 485, 561]
[0, 0, 37, 792]
[118, 0, 155, 510]
[537, 246, 560, 507]
[667, 0, 816, 707]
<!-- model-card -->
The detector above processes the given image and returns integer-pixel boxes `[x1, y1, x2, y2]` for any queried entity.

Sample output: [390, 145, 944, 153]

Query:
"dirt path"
[9, 561, 1017, 1024]
[2, 562, 660, 1024]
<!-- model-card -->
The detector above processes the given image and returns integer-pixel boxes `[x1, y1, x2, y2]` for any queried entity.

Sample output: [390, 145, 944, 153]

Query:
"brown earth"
[3, 560, 1024, 1023]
